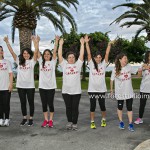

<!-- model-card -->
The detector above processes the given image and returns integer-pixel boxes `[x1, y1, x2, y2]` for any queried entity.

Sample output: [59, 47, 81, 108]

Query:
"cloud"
[0, 0, 148, 61]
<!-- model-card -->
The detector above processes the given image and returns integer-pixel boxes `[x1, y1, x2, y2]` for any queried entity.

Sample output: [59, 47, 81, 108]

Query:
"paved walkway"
[0, 91, 149, 150]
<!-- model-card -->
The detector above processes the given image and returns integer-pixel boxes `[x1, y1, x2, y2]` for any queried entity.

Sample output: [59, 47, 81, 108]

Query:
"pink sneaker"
[49, 120, 53, 128]
[134, 118, 143, 125]
[41, 120, 48, 127]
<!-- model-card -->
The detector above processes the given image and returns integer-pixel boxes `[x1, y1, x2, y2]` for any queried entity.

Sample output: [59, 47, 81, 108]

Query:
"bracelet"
[6, 43, 10, 45]
[55, 44, 58, 46]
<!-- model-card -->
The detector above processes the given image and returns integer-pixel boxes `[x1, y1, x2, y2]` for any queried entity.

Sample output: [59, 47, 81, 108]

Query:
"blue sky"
[0, 0, 146, 61]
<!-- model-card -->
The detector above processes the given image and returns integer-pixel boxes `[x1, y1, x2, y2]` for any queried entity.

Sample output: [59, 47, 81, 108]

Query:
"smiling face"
[43, 50, 52, 61]
[94, 54, 102, 64]
[23, 50, 30, 60]
[119, 56, 128, 67]
[67, 54, 75, 64]
[0, 47, 4, 59]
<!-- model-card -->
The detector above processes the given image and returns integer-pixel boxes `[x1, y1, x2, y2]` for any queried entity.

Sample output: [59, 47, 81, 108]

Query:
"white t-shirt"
[88, 59, 107, 92]
[0, 59, 12, 90]
[38, 57, 57, 89]
[59, 58, 83, 94]
[140, 64, 150, 93]
[111, 64, 137, 100]
[15, 57, 36, 88]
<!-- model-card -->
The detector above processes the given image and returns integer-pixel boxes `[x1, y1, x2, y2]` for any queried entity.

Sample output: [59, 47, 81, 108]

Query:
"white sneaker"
[72, 124, 78, 131]
[0, 119, 4, 126]
[4, 119, 10, 127]
[66, 122, 73, 130]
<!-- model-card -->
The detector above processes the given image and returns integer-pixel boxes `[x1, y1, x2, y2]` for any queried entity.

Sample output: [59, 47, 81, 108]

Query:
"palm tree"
[110, 0, 150, 41]
[0, 0, 78, 51]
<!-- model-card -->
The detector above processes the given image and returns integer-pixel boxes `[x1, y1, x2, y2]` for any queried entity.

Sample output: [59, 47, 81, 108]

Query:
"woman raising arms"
[4, 36, 38, 126]
[58, 37, 85, 131]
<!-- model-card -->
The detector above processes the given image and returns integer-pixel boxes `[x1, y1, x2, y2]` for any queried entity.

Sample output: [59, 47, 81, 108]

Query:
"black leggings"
[62, 94, 81, 124]
[117, 98, 133, 111]
[139, 92, 150, 118]
[88, 92, 106, 112]
[39, 88, 55, 112]
[17, 88, 35, 117]
[0, 90, 11, 119]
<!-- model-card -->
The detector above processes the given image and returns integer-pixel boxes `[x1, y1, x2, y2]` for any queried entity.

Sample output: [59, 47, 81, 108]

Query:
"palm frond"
[0, 14, 14, 21]
[135, 26, 146, 39]
[58, 0, 79, 11]
[112, 3, 138, 10]
[40, 10, 66, 33]
[120, 21, 146, 28]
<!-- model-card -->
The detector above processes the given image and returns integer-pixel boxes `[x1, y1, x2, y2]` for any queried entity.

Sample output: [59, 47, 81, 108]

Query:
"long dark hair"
[92, 51, 103, 72]
[66, 51, 77, 61]
[42, 49, 53, 68]
[0, 46, 4, 59]
[144, 51, 150, 64]
[19, 48, 33, 66]
[115, 53, 127, 76]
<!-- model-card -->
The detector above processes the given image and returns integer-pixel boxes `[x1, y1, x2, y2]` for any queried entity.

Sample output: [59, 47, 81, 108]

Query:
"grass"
[13, 77, 142, 90]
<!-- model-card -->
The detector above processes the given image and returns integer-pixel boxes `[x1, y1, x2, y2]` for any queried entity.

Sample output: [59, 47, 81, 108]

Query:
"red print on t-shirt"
[41, 64, 52, 72]
[0, 64, 3, 68]
[70, 68, 74, 72]
[19, 63, 31, 70]
[124, 74, 128, 78]
[121, 71, 131, 81]
[43, 65, 47, 69]
[0, 63, 7, 70]
[65, 66, 78, 75]
[92, 67, 104, 76]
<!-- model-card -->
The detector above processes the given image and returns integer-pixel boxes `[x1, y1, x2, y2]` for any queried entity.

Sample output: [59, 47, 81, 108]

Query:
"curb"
[134, 139, 150, 150]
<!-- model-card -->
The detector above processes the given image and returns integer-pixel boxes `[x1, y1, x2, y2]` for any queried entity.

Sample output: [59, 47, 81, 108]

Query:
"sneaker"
[66, 122, 73, 130]
[119, 121, 125, 129]
[28, 119, 33, 126]
[0, 119, 4, 127]
[101, 119, 107, 127]
[48, 120, 53, 128]
[20, 119, 27, 126]
[72, 124, 78, 131]
[134, 118, 143, 125]
[91, 121, 96, 129]
[128, 123, 134, 132]
[41, 120, 48, 127]
[4, 119, 10, 127]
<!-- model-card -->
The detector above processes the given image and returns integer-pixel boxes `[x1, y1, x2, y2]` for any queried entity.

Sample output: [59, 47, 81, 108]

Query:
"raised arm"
[84, 35, 91, 62]
[3, 36, 17, 61]
[105, 41, 114, 63]
[53, 35, 60, 60]
[58, 38, 64, 64]
[31, 35, 40, 61]
[79, 37, 85, 61]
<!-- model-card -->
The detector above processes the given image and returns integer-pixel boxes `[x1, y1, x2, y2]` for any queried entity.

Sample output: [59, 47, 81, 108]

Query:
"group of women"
[0, 35, 149, 132]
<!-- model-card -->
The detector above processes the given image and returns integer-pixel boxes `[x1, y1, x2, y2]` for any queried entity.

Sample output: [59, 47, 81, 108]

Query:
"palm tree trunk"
[19, 27, 32, 52]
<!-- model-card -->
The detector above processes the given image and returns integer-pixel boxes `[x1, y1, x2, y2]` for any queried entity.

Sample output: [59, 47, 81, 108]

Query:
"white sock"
[102, 118, 106, 120]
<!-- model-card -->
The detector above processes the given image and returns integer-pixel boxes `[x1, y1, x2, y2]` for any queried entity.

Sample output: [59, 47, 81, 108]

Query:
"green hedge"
[13, 77, 142, 90]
